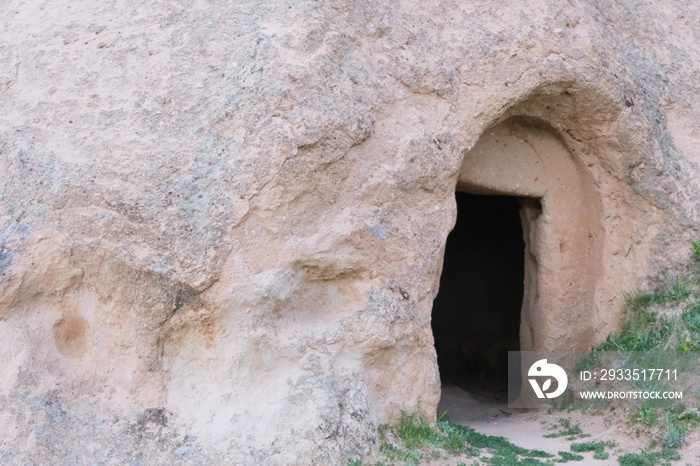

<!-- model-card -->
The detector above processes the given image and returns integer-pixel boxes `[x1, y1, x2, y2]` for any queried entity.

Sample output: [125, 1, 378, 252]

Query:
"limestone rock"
[1, 0, 699, 464]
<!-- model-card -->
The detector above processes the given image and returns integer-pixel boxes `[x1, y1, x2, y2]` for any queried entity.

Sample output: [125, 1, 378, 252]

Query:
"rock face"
[1, 0, 700, 464]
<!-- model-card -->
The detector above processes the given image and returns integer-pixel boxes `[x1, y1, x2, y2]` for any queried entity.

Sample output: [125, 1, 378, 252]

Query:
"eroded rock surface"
[2, 0, 700, 464]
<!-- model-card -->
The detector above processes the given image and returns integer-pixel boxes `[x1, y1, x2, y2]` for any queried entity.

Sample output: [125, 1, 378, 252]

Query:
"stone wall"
[1, 0, 700, 464]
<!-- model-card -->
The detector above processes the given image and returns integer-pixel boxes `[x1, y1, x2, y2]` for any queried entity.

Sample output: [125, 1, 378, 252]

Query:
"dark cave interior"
[432, 192, 526, 400]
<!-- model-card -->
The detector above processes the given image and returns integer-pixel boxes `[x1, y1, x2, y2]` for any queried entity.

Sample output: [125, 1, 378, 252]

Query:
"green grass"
[669, 277, 691, 302]
[674, 406, 700, 429]
[692, 240, 700, 262]
[658, 448, 681, 461]
[573, 240, 700, 464]
[575, 284, 678, 357]
[435, 412, 554, 462]
[486, 456, 555, 465]
[569, 441, 615, 460]
[378, 421, 425, 465]
[592, 309, 673, 353]
[661, 412, 686, 449]
[583, 244, 700, 356]
[616, 447, 680, 466]
[395, 413, 441, 449]
[617, 450, 663, 466]
[626, 401, 700, 459]
[555, 451, 583, 462]
[543, 419, 589, 441]
[631, 405, 659, 426]
[622, 276, 690, 312]
[623, 289, 667, 313]
[370, 411, 624, 465]
[372, 412, 612, 465]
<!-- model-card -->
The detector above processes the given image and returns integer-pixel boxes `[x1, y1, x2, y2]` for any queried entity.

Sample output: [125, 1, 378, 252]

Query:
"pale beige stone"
[1, 0, 699, 463]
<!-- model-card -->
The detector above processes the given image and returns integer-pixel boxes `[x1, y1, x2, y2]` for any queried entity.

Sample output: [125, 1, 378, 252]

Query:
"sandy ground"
[432, 384, 700, 466]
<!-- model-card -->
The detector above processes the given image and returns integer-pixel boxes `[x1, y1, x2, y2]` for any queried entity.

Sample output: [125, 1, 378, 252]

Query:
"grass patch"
[592, 310, 673, 353]
[617, 450, 662, 466]
[543, 419, 589, 441]
[669, 277, 691, 302]
[486, 456, 554, 465]
[692, 240, 700, 262]
[556, 451, 583, 462]
[372, 412, 579, 465]
[661, 412, 686, 449]
[623, 289, 667, 313]
[395, 413, 440, 449]
[573, 241, 700, 464]
[378, 422, 424, 465]
[617, 447, 680, 466]
[631, 404, 659, 426]
[436, 413, 554, 463]
[569, 440, 615, 460]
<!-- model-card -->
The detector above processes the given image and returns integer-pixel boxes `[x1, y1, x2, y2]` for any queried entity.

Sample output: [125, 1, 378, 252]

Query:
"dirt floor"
[434, 384, 700, 465]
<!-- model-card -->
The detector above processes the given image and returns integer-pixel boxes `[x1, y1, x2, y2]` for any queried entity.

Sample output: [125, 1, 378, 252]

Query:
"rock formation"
[1, 0, 700, 463]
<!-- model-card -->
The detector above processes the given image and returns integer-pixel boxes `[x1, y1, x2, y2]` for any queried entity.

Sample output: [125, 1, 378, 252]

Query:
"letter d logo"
[528, 359, 568, 399]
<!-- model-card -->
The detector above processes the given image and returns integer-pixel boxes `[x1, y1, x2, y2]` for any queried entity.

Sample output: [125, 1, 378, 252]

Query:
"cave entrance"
[432, 192, 532, 403]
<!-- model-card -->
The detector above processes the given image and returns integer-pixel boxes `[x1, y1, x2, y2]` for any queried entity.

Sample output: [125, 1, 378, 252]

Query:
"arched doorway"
[433, 117, 604, 403]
